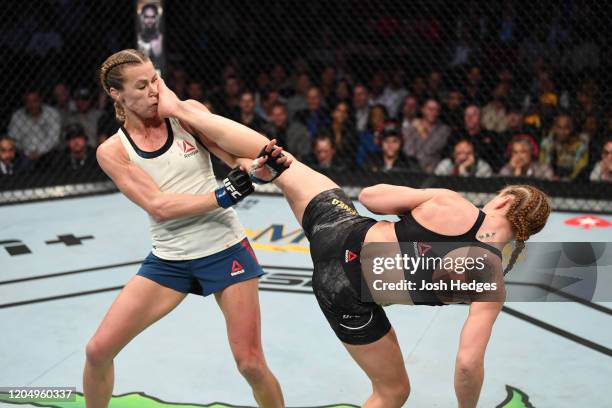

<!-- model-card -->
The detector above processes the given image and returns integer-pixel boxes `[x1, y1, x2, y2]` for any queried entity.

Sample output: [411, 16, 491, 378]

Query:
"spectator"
[540, 113, 589, 181]
[238, 91, 267, 133]
[327, 78, 352, 108]
[589, 139, 612, 182]
[67, 87, 103, 147]
[356, 104, 388, 167]
[463, 66, 487, 106]
[499, 137, 554, 180]
[52, 82, 76, 126]
[440, 89, 464, 132]
[448, 104, 505, 171]
[211, 75, 241, 119]
[293, 86, 330, 138]
[263, 103, 310, 160]
[305, 134, 347, 171]
[8, 89, 61, 161]
[501, 103, 540, 147]
[380, 68, 409, 119]
[37, 123, 100, 175]
[257, 89, 281, 121]
[369, 71, 389, 112]
[364, 124, 421, 173]
[286, 73, 311, 119]
[399, 95, 419, 135]
[320, 65, 337, 101]
[97, 98, 120, 146]
[402, 99, 450, 173]
[0, 136, 32, 176]
[329, 101, 358, 164]
[427, 69, 445, 101]
[410, 75, 428, 104]
[270, 63, 292, 97]
[481, 83, 510, 133]
[353, 83, 371, 133]
[435, 139, 493, 177]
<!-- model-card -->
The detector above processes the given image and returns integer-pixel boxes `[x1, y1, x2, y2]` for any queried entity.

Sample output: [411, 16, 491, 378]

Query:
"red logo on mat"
[176, 140, 196, 154]
[231, 260, 245, 276]
[417, 242, 432, 256]
[564, 215, 611, 230]
[345, 250, 359, 263]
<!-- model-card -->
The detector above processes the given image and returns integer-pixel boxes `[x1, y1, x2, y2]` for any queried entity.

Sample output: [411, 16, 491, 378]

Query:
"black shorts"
[303, 188, 392, 345]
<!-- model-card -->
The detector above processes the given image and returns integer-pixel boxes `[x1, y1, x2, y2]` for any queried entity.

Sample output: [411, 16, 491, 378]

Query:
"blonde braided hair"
[99, 49, 149, 122]
[502, 184, 551, 274]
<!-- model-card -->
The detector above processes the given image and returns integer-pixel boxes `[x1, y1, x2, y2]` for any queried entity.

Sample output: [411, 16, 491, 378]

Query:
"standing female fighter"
[84, 49, 284, 408]
[156, 78, 551, 408]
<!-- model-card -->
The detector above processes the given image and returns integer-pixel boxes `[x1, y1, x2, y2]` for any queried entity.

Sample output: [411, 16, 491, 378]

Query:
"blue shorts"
[137, 238, 263, 296]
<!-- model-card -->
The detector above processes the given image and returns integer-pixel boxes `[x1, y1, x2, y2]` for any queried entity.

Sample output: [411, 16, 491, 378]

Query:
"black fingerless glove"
[215, 168, 255, 208]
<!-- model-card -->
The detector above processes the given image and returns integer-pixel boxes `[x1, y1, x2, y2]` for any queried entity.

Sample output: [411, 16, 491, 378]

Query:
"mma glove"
[215, 167, 254, 208]
[249, 145, 289, 184]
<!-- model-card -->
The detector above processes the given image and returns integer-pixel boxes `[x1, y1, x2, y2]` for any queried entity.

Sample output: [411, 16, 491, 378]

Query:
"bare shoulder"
[96, 134, 127, 166]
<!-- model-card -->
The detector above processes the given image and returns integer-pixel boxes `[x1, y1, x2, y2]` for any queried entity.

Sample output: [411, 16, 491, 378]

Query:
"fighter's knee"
[235, 350, 267, 383]
[375, 376, 410, 406]
[85, 338, 114, 367]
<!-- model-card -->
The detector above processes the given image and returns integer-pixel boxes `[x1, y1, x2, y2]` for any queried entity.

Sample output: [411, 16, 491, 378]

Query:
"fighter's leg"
[344, 329, 410, 408]
[84, 276, 186, 408]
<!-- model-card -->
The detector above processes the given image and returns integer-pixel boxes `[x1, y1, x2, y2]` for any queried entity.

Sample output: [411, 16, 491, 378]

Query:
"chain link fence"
[0, 0, 610, 212]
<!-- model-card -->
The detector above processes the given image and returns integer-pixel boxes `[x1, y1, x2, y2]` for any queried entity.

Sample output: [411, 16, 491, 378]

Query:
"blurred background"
[0, 0, 610, 212]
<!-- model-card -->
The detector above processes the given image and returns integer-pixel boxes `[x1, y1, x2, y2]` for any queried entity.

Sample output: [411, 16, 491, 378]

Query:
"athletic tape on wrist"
[215, 187, 234, 208]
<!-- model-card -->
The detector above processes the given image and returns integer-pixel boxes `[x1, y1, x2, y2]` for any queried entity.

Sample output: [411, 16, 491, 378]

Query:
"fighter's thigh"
[214, 278, 262, 352]
[275, 158, 339, 225]
[89, 276, 186, 357]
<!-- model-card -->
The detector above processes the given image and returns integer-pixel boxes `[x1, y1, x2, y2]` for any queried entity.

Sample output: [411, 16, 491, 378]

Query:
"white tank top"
[117, 118, 245, 260]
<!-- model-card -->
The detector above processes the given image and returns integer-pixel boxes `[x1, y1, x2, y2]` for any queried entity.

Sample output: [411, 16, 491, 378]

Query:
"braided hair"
[501, 184, 551, 274]
[99, 49, 149, 122]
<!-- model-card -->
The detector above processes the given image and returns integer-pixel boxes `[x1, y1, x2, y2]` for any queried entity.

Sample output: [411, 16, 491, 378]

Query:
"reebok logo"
[176, 140, 198, 158]
[224, 179, 242, 200]
[345, 250, 358, 263]
[417, 242, 432, 256]
[231, 260, 244, 276]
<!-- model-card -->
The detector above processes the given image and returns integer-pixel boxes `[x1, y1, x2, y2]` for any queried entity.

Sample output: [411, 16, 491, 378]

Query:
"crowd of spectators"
[1, 62, 612, 185]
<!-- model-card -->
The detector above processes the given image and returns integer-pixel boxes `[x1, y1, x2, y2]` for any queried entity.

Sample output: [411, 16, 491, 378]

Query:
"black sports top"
[393, 209, 503, 305]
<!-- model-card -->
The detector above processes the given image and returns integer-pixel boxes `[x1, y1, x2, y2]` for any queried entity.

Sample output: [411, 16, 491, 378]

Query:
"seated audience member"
[402, 98, 450, 173]
[440, 89, 464, 133]
[304, 133, 348, 171]
[38, 123, 100, 175]
[238, 91, 267, 133]
[0, 136, 32, 176]
[499, 136, 554, 180]
[67, 87, 103, 147]
[263, 102, 311, 160]
[52, 82, 76, 126]
[356, 104, 388, 167]
[434, 139, 493, 177]
[8, 89, 61, 161]
[364, 124, 421, 173]
[540, 112, 589, 181]
[447, 104, 505, 171]
[329, 101, 358, 164]
[293, 86, 330, 138]
[352, 83, 372, 133]
[481, 82, 510, 133]
[501, 103, 540, 148]
[590, 138, 612, 182]
[399, 95, 419, 131]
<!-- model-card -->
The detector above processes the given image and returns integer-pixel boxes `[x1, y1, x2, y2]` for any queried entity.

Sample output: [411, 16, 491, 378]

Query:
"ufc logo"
[224, 179, 242, 199]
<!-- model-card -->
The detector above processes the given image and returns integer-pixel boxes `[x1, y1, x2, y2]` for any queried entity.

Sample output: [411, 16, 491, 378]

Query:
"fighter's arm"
[96, 137, 243, 222]
[454, 301, 503, 408]
[358, 184, 456, 215]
